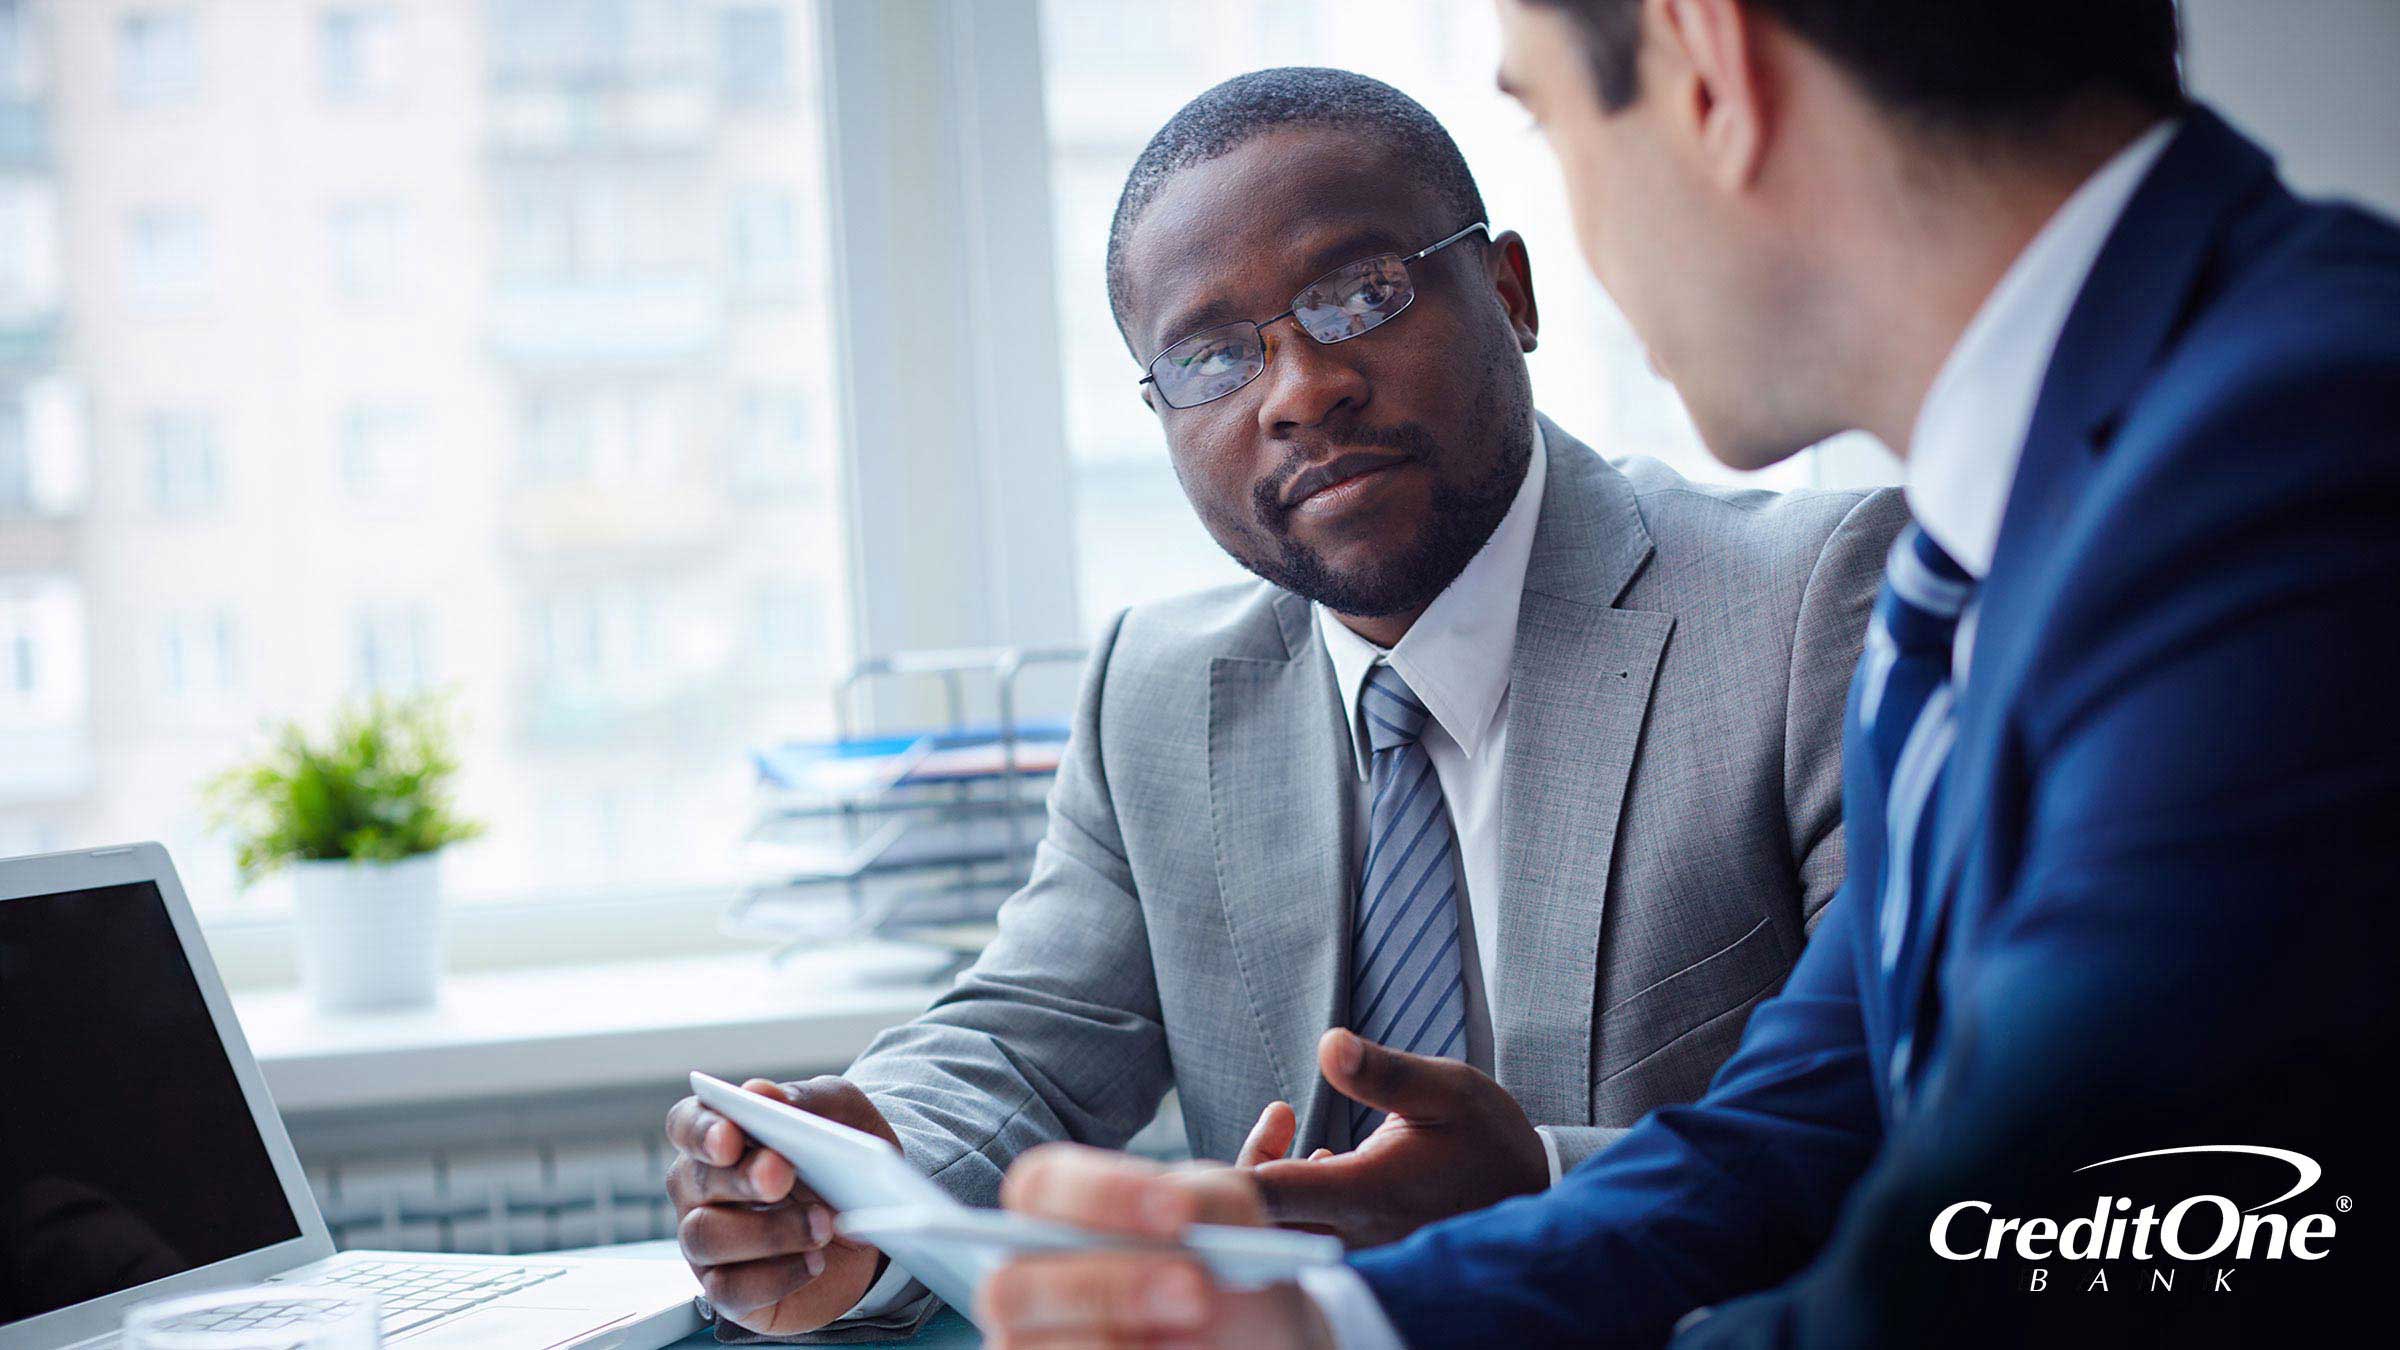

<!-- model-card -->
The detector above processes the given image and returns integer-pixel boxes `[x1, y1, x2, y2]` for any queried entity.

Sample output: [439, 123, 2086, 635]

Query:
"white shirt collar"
[1905, 119, 2178, 578]
[1317, 423, 1547, 780]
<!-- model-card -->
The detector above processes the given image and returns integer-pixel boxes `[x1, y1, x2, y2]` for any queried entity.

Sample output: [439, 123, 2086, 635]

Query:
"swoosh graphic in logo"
[2074, 1145, 2321, 1213]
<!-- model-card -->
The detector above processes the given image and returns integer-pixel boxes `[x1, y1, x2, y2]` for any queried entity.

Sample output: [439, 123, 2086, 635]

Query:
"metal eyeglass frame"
[1137, 221, 1491, 409]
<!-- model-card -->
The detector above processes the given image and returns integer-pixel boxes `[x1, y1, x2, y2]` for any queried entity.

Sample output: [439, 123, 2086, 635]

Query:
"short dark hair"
[1525, 0, 2184, 129]
[1104, 68, 1488, 344]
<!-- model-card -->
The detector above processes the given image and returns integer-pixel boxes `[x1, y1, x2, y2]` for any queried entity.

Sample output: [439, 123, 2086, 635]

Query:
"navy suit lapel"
[1905, 112, 2282, 1055]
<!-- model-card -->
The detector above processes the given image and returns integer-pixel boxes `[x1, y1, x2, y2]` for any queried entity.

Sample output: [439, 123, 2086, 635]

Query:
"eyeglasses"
[1138, 222, 1490, 410]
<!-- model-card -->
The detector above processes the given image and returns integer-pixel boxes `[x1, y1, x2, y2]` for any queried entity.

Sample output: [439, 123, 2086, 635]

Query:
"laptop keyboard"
[147, 1292, 368, 1336]
[273, 1260, 568, 1335]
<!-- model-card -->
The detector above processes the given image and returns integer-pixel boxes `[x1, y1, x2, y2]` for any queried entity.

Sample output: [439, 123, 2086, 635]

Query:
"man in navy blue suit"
[977, 0, 2400, 1345]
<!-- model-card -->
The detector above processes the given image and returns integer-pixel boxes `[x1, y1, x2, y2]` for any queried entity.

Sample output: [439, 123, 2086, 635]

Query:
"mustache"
[1253, 421, 1447, 524]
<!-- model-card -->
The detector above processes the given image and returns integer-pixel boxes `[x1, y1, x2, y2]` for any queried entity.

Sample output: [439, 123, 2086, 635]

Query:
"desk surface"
[567, 1239, 982, 1348]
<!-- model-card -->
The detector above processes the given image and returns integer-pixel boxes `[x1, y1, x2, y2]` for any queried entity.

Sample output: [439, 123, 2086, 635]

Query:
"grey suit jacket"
[821, 418, 1900, 1327]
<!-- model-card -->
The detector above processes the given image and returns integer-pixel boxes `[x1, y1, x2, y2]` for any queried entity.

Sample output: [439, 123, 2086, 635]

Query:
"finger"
[1248, 1152, 1378, 1234]
[1160, 1164, 1268, 1228]
[719, 1082, 806, 1199]
[679, 1200, 835, 1267]
[694, 1250, 827, 1318]
[1317, 1028, 1465, 1124]
[1235, 1101, 1297, 1168]
[1002, 1144, 1187, 1239]
[773, 1076, 901, 1151]
[665, 1096, 748, 1169]
[1309, 1148, 1334, 1161]
[669, 1155, 816, 1209]
[978, 1254, 1208, 1340]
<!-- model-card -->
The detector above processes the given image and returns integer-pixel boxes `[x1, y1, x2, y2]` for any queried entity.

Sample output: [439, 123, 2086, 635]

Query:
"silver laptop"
[0, 844, 704, 1349]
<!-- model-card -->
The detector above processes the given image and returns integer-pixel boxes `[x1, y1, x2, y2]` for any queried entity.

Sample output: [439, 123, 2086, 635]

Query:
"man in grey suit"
[664, 69, 1903, 1340]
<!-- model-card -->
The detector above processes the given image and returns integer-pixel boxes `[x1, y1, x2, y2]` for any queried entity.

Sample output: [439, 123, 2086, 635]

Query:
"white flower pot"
[290, 854, 444, 1014]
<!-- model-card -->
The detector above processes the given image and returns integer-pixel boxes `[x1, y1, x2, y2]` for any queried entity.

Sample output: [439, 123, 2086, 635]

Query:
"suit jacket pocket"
[1589, 916, 1790, 1124]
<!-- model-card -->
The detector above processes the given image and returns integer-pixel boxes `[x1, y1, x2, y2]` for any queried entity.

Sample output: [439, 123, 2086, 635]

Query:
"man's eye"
[1347, 277, 1396, 309]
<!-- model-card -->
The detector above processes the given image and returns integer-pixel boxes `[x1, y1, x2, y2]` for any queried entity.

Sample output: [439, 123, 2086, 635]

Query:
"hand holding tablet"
[686, 1073, 1339, 1329]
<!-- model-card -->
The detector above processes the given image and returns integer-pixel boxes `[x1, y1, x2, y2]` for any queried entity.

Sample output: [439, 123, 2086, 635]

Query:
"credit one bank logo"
[1929, 1146, 2345, 1293]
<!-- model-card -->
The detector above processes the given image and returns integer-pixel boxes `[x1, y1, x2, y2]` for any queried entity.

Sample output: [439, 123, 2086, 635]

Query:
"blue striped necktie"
[1347, 663, 1470, 1143]
[1855, 523, 1977, 1107]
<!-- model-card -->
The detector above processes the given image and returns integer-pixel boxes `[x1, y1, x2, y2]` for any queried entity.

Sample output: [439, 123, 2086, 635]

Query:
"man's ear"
[1651, 0, 1771, 190]
[1487, 230, 1541, 353]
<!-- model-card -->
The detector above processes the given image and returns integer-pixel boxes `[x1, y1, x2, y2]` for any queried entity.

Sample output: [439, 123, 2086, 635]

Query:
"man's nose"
[1253, 325, 1371, 437]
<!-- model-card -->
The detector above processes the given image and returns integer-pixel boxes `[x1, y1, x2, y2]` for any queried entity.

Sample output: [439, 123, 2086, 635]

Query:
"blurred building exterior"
[0, 0, 846, 907]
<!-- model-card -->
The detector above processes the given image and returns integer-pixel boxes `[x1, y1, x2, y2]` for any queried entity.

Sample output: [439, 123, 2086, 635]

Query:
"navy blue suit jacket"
[1349, 107, 2400, 1347]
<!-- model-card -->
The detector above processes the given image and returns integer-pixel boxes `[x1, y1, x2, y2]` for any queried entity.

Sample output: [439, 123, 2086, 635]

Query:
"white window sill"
[235, 944, 949, 1114]
[200, 884, 757, 989]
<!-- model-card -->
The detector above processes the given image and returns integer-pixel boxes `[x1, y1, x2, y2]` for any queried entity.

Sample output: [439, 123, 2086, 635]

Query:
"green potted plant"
[209, 694, 484, 1013]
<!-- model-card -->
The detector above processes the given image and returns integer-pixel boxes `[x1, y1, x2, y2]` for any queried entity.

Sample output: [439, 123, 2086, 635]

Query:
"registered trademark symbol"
[2337, 1196, 2352, 1212]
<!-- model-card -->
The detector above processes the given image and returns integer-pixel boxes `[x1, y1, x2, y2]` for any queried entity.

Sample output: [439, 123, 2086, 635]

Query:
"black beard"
[1233, 375, 1534, 619]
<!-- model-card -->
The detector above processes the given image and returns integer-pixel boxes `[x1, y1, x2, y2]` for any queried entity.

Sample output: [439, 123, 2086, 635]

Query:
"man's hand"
[664, 1076, 898, 1336]
[982, 1144, 1330, 1350]
[1251, 1029, 1548, 1248]
[1234, 1100, 1333, 1167]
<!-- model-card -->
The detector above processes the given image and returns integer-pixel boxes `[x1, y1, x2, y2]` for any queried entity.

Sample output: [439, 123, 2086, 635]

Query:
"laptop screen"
[0, 881, 304, 1326]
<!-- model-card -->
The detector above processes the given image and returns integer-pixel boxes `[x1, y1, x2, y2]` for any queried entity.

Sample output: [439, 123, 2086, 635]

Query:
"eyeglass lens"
[1148, 253, 1419, 408]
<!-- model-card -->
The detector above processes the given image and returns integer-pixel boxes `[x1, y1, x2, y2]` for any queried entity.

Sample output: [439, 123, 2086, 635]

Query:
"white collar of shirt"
[1316, 423, 1548, 780]
[1904, 119, 2177, 579]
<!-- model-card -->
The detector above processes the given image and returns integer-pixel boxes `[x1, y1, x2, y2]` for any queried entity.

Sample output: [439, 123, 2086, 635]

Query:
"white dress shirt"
[1908, 120, 2176, 580]
[1314, 425, 1546, 1100]
[1301, 119, 2183, 1350]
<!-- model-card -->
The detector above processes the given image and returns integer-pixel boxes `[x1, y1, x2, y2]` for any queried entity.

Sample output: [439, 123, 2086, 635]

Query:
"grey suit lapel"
[1493, 418, 1673, 1126]
[1208, 590, 1358, 1151]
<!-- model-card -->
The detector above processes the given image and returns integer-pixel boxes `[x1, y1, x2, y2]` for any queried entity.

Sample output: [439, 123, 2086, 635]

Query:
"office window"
[533, 590, 664, 700]
[0, 2, 35, 101]
[144, 409, 221, 515]
[493, 180, 577, 286]
[117, 8, 200, 107]
[494, 173, 706, 289]
[728, 186, 800, 296]
[1038, 0, 1894, 633]
[518, 387, 591, 484]
[728, 387, 821, 494]
[0, 581, 83, 726]
[0, 179, 60, 314]
[320, 6, 402, 103]
[490, 0, 638, 87]
[519, 385, 687, 487]
[336, 403, 425, 504]
[2, 598, 36, 698]
[329, 201, 404, 301]
[0, 396, 26, 513]
[1, 1, 844, 914]
[0, 377, 83, 518]
[719, 6, 788, 107]
[352, 601, 434, 694]
[125, 206, 208, 306]
[159, 605, 240, 699]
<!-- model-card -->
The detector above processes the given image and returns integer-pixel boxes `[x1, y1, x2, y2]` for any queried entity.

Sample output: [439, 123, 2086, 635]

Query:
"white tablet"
[838, 1206, 1342, 1290]
[687, 1073, 1342, 1326]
